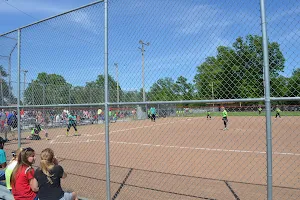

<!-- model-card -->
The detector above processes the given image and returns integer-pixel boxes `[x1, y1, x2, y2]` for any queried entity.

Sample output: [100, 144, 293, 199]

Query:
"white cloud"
[67, 10, 99, 35]
[0, 0, 101, 36]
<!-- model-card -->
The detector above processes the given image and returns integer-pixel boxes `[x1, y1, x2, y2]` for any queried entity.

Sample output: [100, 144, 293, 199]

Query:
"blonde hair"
[40, 148, 55, 184]
[11, 147, 35, 186]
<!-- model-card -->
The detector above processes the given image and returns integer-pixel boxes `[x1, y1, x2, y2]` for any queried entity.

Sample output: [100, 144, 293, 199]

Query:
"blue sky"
[0, 0, 299, 94]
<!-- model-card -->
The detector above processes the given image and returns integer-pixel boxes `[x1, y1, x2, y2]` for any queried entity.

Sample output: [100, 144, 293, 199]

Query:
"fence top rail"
[109, 98, 266, 106]
[0, 103, 105, 109]
[0, 0, 104, 37]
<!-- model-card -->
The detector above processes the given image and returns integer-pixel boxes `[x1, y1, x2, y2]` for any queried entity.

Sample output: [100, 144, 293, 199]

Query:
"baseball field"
[3, 115, 300, 200]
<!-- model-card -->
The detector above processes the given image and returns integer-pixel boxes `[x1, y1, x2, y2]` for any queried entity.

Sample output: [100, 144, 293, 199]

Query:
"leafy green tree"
[0, 65, 16, 105]
[71, 86, 88, 104]
[24, 73, 122, 105]
[75, 74, 121, 104]
[148, 77, 177, 101]
[193, 57, 222, 99]
[24, 73, 71, 105]
[194, 35, 285, 99]
[287, 68, 300, 98]
[270, 75, 288, 97]
[123, 90, 142, 102]
[94, 74, 120, 103]
[85, 81, 103, 103]
[173, 76, 194, 100]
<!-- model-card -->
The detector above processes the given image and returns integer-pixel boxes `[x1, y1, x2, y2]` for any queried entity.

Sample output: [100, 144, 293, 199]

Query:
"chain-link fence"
[0, 0, 299, 199]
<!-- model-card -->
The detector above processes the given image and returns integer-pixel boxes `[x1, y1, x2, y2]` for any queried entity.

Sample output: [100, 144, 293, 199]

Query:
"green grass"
[179, 111, 300, 117]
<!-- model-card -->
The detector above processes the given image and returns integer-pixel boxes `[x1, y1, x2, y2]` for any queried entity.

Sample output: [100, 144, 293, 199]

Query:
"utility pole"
[139, 40, 150, 103]
[114, 63, 119, 104]
[21, 69, 28, 104]
[211, 82, 214, 107]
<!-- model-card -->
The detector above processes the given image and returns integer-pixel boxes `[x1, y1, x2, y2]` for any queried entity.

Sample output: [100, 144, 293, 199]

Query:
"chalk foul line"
[50, 139, 299, 156]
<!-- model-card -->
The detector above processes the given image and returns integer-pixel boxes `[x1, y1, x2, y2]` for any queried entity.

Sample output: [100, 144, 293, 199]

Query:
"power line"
[1, 0, 101, 46]
[2, 0, 37, 20]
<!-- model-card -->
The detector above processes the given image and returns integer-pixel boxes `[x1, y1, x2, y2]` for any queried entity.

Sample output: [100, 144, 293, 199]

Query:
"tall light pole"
[21, 69, 28, 104]
[139, 40, 150, 103]
[0, 72, 3, 106]
[8, 44, 17, 101]
[210, 82, 214, 107]
[114, 63, 119, 104]
[0, 56, 9, 105]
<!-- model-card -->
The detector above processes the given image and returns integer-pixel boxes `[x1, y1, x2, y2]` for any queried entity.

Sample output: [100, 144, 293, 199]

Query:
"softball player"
[275, 106, 281, 118]
[258, 107, 262, 115]
[221, 107, 228, 130]
[206, 110, 211, 119]
[150, 107, 156, 122]
[66, 113, 79, 136]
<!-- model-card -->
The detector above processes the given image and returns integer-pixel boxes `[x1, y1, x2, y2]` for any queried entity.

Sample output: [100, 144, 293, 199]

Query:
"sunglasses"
[23, 147, 34, 153]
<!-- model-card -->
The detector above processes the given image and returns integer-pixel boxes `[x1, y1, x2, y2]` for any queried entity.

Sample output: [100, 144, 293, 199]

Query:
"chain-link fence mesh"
[264, 1, 300, 199]
[0, 0, 299, 199]
[0, 31, 18, 106]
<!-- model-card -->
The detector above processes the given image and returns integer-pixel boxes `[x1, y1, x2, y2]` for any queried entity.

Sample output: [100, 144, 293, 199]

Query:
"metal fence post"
[260, 0, 273, 199]
[17, 28, 21, 148]
[104, 0, 111, 199]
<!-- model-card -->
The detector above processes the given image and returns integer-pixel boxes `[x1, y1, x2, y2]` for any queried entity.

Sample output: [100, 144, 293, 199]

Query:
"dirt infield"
[3, 116, 300, 200]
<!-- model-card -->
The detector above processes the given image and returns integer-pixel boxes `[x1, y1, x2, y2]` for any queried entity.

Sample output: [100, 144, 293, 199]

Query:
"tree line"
[0, 35, 299, 106]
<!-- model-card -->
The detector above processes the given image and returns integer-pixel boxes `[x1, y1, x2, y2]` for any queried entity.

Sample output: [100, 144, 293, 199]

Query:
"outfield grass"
[180, 111, 300, 117]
